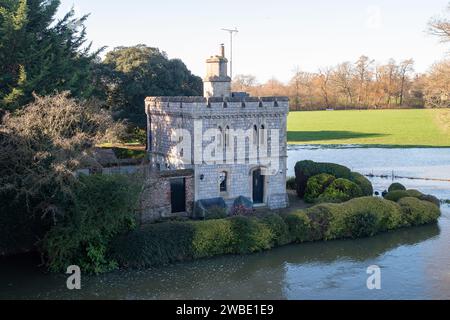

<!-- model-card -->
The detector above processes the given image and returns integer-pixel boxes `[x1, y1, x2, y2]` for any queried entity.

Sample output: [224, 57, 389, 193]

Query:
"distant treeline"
[232, 57, 450, 111]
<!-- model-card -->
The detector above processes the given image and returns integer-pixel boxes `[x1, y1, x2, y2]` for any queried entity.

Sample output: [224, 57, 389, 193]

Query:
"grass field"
[287, 109, 450, 147]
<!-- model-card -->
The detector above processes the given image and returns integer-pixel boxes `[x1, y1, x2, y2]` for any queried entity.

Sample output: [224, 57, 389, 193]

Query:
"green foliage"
[229, 216, 273, 254]
[398, 197, 441, 227]
[282, 211, 311, 243]
[388, 183, 407, 192]
[318, 178, 363, 203]
[384, 189, 426, 203]
[286, 177, 297, 190]
[99, 45, 203, 127]
[231, 205, 256, 217]
[110, 222, 195, 269]
[304, 173, 336, 203]
[0, 0, 99, 110]
[419, 194, 441, 208]
[260, 213, 291, 246]
[42, 174, 142, 273]
[294, 160, 352, 198]
[350, 172, 374, 196]
[190, 219, 234, 258]
[204, 206, 228, 220]
[111, 194, 441, 270]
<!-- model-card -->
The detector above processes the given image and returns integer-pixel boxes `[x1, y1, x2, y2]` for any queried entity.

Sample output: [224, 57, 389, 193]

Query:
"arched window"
[225, 126, 231, 149]
[253, 125, 258, 145]
[219, 171, 228, 192]
[217, 126, 223, 147]
[260, 125, 266, 145]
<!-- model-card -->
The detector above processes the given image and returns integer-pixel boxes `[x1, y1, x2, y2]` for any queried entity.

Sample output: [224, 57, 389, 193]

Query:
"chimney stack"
[220, 44, 225, 58]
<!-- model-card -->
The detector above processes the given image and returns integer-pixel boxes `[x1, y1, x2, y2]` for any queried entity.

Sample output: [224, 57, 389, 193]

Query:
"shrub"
[294, 160, 352, 198]
[335, 197, 404, 238]
[282, 211, 311, 243]
[304, 204, 335, 240]
[231, 205, 256, 217]
[304, 174, 336, 203]
[229, 216, 273, 254]
[388, 183, 407, 192]
[350, 172, 374, 196]
[419, 194, 441, 208]
[260, 213, 291, 246]
[384, 189, 424, 202]
[398, 197, 441, 227]
[110, 222, 195, 269]
[318, 178, 363, 203]
[43, 174, 142, 273]
[190, 219, 234, 258]
[286, 177, 297, 190]
[205, 206, 228, 220]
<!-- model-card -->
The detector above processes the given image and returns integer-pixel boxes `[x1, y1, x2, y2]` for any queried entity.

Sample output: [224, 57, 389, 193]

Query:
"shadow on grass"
[288, 131, 388, 142]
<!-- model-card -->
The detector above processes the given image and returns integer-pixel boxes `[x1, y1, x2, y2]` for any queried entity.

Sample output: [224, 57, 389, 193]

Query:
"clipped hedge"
[350, 172, 374, 196]
[388, 183, 407, 192]
[304, 173, 336, 203]
[111, 196, 441, 269]
[295, 160, 352, 197]
[384, 189, 440, 208]
[398, 197, 441, 227]
[318, 178, 363, 203]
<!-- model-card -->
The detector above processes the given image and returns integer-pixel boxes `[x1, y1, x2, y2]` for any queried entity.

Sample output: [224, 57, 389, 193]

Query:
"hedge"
[388, 183, 407, 192]
[304, 174, 336, 203]
[295, 160, 352, 197]
[384, 189, 440, 208]
[317, 178, 363, 203]
[350, 172, 374, 196]
[110, 196, 441, 269]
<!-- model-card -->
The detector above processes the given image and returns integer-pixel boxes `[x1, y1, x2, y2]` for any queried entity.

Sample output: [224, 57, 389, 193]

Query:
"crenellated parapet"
[145, 96, 290, 117]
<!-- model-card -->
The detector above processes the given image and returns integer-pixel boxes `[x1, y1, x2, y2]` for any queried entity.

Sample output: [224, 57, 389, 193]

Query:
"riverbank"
[288, 109, 450, 147]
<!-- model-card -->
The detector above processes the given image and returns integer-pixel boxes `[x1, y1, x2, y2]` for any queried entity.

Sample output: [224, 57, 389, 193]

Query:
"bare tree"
[398, 59, 415, 105]
[429, 4, 450, 43]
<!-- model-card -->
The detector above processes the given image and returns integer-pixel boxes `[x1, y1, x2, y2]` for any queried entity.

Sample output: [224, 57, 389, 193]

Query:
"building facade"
[145, 45, 289, 217]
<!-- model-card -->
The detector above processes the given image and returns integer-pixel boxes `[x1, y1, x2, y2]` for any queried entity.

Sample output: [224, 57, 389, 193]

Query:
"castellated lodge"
[143, 45, 289, 221]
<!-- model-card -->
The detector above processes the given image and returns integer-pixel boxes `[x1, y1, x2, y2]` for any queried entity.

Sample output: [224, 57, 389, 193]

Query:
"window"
[253, 125, 258, 145]
[260, 125, 266, 145]
[225, 126, 231, 149]
[217, 126, 223, 147]
[219, 171, 228, 192]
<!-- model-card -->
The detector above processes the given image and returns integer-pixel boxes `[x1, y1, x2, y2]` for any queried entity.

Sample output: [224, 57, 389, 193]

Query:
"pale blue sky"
[58, 0, 449, 82]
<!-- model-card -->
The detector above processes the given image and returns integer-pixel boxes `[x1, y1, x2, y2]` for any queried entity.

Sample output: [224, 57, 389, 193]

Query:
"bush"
[304, 174, 336, 203]
[295, 160, 352, 198]
[318, 178, 363, 203]
[388, 183, 407, 192]
[205, 206, 228, 220]
[110, 222, 195, 269]
[419, 194, 441, 208]
[229, 216, 273, 254]
[231, 205, 256, 217]
[350, 172, 374, 196]
[398, 197, 441, 227]
[303, 204, 337, 240]
[190, 219, 234, 258]
[384, 189, 424, 202]
[286, 177, 297, 190]
[331, 197, 404, 239]
[282, 211, 311, 243]
[260, 213, 291, 246]
[43, 174, 142, 273]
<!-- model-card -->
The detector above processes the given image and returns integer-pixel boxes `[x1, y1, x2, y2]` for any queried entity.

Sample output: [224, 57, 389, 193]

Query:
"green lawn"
[287, 109, 450, 147]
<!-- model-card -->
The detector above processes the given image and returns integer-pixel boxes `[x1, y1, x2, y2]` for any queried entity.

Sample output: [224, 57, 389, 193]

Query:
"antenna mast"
[221, 27, 239, 79]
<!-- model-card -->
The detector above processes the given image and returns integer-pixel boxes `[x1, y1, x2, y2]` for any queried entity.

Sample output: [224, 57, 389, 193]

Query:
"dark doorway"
[252, 169, 265, 204]
[170, 178, 186, 213]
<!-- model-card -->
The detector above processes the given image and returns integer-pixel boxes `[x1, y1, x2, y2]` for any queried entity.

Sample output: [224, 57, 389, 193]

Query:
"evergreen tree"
[0, 0, 99, 111]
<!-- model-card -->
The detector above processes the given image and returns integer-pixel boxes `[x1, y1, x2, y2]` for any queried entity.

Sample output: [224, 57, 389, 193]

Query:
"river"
[1, 146, 449, 300]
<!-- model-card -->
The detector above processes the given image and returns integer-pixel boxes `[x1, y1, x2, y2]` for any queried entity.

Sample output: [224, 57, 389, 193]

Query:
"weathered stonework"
[144, 46, 290, 215]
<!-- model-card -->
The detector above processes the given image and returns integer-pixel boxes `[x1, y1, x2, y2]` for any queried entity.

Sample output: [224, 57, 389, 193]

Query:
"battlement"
[145, 96, 290, 116]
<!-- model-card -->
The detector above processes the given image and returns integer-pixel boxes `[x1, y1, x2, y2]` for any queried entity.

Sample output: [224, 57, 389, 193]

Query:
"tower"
[203, 44, 232, 98]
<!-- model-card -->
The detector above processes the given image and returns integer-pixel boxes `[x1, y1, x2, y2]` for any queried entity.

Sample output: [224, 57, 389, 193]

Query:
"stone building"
[143, 45, 289, 220]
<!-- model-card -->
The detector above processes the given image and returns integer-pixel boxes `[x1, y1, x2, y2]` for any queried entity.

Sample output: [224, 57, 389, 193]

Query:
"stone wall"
[139, 169, 195, 224]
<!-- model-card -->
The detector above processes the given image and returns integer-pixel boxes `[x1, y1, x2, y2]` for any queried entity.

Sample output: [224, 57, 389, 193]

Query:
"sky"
[57, 0, 450, 83]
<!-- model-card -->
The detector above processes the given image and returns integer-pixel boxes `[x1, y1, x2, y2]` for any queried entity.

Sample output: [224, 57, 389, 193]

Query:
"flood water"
[1, 146, 450, 300]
